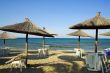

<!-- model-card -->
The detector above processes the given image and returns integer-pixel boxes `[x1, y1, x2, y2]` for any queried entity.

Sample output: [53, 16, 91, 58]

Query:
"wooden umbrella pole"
[77, 36, 80, 49]
[43, 27, 46, 48]
[25, 33, 28, 66]
[95, 29, 98, 53]
[4, 39, 6, 48]
[43, 36, 45, 48]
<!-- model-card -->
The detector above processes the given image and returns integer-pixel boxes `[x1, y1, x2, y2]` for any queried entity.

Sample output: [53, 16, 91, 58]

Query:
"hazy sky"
[0, 0, 110, 38]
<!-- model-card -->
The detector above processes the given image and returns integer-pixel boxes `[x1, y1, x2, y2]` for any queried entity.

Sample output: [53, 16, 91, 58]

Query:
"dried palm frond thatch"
[0, 18, 53, 66]
[67, 30, 91, 48]
[69, 12, 110, 53]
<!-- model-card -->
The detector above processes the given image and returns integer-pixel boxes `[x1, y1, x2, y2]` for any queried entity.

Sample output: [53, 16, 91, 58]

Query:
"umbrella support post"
[95, 29, 98, 53]
[25, 33, 28, 67]
[78, 36, 80, 49]
[3, 39, 6, 48]
[43, 27, 46, 48]
[43, 36, 45, 48]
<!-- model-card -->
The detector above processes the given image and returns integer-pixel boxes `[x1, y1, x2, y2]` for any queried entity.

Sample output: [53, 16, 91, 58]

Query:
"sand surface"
[0, 49, 110, 73]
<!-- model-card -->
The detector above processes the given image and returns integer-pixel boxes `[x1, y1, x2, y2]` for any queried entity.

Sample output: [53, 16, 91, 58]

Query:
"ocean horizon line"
[14, 37, 110, 39]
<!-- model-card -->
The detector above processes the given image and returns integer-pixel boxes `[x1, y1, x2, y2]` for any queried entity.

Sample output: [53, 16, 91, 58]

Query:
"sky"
[0, 0, 110, 38]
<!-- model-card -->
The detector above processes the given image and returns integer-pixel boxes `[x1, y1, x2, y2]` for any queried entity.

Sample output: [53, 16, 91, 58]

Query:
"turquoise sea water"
[0, 38, 110, 51]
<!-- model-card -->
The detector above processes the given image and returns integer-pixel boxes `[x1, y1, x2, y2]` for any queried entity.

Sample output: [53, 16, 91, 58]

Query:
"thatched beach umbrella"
[69, 12, 110, 53]
[68, 30, 91, 49]
[0, 31, 16, 47]
[0, 18, 53, 65]
[42, 27, 57, 48]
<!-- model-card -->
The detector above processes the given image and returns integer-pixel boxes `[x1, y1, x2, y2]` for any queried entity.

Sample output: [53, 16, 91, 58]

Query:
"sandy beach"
[0, 49, 110, 73]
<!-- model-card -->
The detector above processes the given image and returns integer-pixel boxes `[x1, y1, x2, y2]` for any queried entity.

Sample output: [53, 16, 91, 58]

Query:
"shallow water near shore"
[0, 38, 110, 52]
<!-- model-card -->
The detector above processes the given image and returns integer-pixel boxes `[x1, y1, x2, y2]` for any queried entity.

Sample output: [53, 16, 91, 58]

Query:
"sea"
[0, 38, 110, 52]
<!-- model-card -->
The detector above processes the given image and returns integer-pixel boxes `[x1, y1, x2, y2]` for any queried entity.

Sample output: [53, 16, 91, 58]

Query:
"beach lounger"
[38, 48, 49, 58]
[85, 53, 102, 71]
[10, 59, 26, 72]
[85, 52, 110, 73]
[44, 48, 49, 56]
[37, 45, 50, 58]
[104, 48, 110, 56]
[100, 54, 110, 73]
[74, 48, 84, 58]
[5, 54, 26, 72]
[43, 45, 49, 56]
[38, 49, 43, 57]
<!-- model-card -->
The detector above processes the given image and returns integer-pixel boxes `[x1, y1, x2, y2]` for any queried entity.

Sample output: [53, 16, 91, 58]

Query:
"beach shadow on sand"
[0, 62, 72, 73]
[1, 51, 110, 73]
[28, 54, 49, 60]
[0, 62, 104, 73]
[58, 55, 85, 62]
[29, 63, 71, 73]
[0, 67, 44, 73]
[58, 55, 102, 73]
[0, 58, 10, 65]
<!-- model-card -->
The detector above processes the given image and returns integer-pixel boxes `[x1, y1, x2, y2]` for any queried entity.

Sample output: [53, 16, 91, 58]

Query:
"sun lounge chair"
[5, 54, 26, 72]
[37, 45, 50, 58]
[10, 59, 26, 72]
[85, 53, 102, 71]
[85, 52, 110, 73]
[74, 48, 84, 58]
[104, 48, 110, 56]
[44, 48, 49, 56]
[100, 53, 110, 73]
[38, 49, 43, 57]
[38, 48, 49, 58]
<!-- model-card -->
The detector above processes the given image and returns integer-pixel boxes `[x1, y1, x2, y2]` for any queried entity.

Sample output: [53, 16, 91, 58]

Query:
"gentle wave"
[0, 38, 110, 51]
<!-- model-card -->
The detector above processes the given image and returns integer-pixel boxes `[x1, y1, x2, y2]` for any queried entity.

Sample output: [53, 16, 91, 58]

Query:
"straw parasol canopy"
[0, 31, 16, 47]
[68, 30, 91, 49]
[0, 18, 53, 66]
[43, 27, 57, 36]
[68, 30, 90, 37]
[100, 31, 110, 36]
[42, 27, 57, 48]
[69, 12, 110, 53]
[0, 18, 53, 37]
